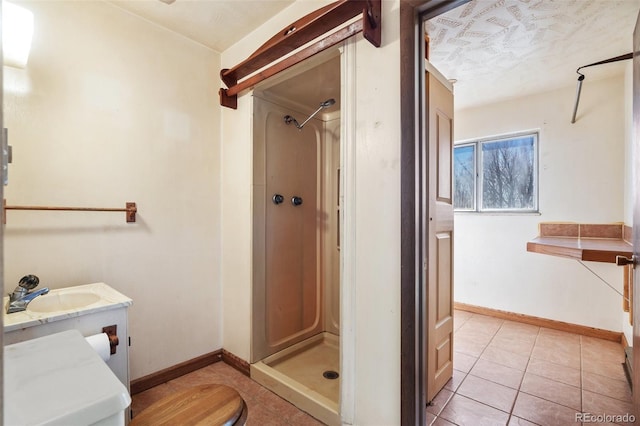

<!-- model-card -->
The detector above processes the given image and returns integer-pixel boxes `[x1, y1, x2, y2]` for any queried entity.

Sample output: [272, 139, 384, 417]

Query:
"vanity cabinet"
[4, 283, 133, 421]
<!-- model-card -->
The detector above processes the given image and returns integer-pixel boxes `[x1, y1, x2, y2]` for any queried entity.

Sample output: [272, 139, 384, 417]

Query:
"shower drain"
[323, 370, 339, 380]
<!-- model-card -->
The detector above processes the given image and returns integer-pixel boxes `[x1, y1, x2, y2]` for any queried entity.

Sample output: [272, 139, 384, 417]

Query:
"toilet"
[5, 329, 247, 426]
[4, 330, 131, 426]
[131, 383, 248, 426]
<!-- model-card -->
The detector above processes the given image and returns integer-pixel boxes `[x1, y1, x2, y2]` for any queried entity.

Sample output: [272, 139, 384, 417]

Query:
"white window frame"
[454, 131, 539, 213]
[452, 142, 476, 212]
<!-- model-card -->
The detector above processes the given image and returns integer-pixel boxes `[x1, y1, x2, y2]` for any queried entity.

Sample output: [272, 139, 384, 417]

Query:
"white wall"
[3, 1, 221, 379]
[220, 1, 401, 423]
[455, 75, 626, 332]
[623, 61, 634, 344]
[625, 63, 635, 225]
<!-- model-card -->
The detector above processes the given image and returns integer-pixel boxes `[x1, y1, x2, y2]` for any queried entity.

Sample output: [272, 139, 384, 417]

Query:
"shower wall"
[324, 117, 340, 335]
[252, 96, 340, 362]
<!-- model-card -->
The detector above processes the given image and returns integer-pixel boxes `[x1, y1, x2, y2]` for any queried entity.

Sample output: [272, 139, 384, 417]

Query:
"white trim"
[455, 128, 541, 146]
[424, 59, 453, 92]
[454, 131, 539, 213]
[339, 38, 357, 425]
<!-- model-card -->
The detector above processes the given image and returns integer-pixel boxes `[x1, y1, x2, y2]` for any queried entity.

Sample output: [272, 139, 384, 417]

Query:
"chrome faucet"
[6, 275, 49, 314]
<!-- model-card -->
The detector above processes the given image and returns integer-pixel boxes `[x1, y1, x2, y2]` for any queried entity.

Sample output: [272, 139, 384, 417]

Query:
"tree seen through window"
[453, 133, 537, 212]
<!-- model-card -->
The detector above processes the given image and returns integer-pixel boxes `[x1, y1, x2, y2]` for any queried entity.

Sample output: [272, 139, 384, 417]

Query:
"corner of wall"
[624, 61, 634, 225]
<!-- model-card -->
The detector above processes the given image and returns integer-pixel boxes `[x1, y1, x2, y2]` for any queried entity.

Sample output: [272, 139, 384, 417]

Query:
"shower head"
[284, 98, 337, 130]
[321, 98, 336, 108]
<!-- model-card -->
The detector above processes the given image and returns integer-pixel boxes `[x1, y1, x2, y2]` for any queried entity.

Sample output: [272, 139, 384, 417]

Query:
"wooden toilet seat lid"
[131, 384, 246, 426]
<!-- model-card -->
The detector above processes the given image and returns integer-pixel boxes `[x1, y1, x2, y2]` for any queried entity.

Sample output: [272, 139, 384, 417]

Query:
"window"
[453, 144, 475, 210]
[453, 132, 538, 212]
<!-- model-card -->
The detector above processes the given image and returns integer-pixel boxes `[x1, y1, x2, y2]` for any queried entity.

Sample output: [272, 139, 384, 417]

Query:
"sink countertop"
[4, 282, 132, 332]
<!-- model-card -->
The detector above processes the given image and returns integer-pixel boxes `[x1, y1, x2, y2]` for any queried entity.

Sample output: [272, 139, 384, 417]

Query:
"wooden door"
[425, 63, 455, 402]
[632, 10, 640, 418]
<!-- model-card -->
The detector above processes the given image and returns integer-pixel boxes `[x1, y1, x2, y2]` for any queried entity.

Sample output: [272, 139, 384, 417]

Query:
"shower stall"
[250, 54, 341, 425]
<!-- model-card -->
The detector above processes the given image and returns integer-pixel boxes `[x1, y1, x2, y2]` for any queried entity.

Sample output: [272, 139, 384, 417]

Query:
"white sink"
[3, 283, 133, 422]
[28, 291, 101, 313]
[4, 282, 132, 332]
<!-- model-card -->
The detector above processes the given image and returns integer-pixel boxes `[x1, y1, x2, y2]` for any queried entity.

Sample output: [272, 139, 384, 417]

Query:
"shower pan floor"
[269, 333, 339, 401]
[251, 333, 340, 425]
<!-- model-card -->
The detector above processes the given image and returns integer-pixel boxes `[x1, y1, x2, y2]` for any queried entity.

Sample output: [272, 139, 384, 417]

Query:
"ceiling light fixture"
[3, 0, 34, 68]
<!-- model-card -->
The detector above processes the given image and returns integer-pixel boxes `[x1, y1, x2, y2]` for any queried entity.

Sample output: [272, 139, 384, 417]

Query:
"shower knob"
[291, 196, 303, 206]
[272, 194, 284, 205]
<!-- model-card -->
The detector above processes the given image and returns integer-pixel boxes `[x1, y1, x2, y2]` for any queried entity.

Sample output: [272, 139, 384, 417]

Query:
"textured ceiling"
[108, 0, 640, 110]
[426, 0, 640, 109]
[108, 0, 294, 52]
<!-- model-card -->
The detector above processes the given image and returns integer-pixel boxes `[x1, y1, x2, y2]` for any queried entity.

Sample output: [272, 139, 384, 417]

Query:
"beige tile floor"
[430, 310, 633, 426]
[132, 310, 632, 425]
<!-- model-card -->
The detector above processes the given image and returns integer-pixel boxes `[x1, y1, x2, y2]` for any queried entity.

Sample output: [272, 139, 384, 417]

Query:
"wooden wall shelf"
[526, 236, 632, 263]
[527, 222, 634, 325]
[527, 222, 632, 264]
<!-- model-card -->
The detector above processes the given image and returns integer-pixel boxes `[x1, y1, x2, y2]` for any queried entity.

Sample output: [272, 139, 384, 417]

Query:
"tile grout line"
[505, 319, 540, 425]
[447, 312, 629, 426]
[451, 314, 515, 424]
[428, 312, 473, 425]
[580, 334, 584, 423]
[521, 330, 588, 420]
[457, 315, 550, 425]
[435, 312, 494, 425]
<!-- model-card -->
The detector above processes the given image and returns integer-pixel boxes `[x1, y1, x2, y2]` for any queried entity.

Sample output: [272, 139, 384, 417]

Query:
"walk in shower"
[251, 54, 341, 425]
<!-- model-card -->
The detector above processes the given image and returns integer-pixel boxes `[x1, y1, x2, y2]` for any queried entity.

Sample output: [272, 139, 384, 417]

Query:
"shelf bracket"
[219, 0, 381, 109]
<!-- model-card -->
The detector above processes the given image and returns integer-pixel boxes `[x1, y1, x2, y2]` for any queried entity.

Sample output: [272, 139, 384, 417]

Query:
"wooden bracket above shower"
[219, 0, 381, 109]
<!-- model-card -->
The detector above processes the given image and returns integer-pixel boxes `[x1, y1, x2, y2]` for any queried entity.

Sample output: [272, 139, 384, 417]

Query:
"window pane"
[453, 145, 475, 210]
[481, 136, 536, 210]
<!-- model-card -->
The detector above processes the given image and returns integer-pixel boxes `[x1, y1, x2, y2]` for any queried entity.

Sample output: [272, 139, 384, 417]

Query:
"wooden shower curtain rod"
[3, 199, 137, 223]
[219, 0, 381, 109]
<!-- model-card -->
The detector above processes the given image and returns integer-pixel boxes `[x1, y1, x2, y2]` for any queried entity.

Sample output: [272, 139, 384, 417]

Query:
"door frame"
[402, 1, 639, 424]
[399, 1, 470, 424]
[632, 11, 640, 418]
